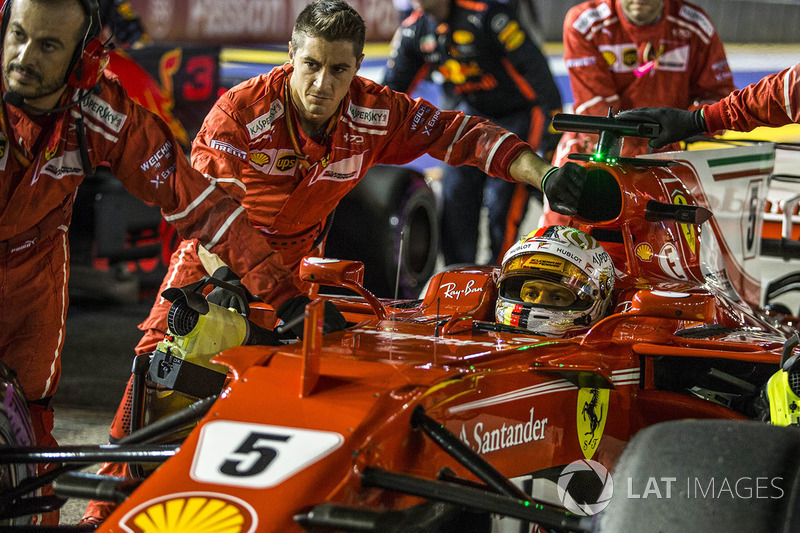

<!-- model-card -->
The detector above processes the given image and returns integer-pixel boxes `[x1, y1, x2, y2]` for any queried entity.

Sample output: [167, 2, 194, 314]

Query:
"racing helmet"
[495, 225, 614, 337]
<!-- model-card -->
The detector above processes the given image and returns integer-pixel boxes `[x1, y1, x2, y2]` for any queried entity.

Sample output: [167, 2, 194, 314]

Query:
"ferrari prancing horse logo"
[577, 387, 609, 459]
[672, 192, 697, 255]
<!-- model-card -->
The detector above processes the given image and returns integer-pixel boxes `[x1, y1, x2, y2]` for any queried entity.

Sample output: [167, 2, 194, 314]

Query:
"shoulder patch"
[347, 103, 390, 127]
[247, 99, 284, 140]
[81, 93, 127, 134]
[678, 5, 714, 37]
[572, 3, 612, 35]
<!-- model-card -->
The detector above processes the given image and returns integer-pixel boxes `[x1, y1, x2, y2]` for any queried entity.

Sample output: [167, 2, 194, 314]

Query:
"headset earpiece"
[68, 36, 109, 91]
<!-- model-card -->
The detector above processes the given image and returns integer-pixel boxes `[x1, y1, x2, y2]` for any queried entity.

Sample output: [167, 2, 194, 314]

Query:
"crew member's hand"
[207, 266, 259, 313]
[615, 107, 707, 149]
[277, 295, 348, 339]
[541, 162, 587, 216]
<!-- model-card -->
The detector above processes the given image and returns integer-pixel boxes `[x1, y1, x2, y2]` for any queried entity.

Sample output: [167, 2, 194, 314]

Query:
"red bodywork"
[97, 145, 791, 532]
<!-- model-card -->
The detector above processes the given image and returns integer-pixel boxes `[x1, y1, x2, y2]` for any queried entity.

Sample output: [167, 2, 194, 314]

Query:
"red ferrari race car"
[1, 114, 799, 532]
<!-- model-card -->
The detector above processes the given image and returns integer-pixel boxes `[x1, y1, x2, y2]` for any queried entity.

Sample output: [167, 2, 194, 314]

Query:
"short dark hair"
[291, 0, 366, 59]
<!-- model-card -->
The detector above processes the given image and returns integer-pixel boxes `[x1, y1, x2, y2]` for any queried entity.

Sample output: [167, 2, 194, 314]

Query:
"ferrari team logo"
[577, 387, 609, 459]
[672, 192, 697, 254]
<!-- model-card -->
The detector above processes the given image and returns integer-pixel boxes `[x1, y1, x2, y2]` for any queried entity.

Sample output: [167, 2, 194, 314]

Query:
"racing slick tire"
[595, 419, 800, 532]
[0, 362, 37, 525]
[325, 165, 439, 299]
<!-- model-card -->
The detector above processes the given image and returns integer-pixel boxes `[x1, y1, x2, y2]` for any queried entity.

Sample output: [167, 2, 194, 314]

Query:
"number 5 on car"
[190, 421, 344, 488]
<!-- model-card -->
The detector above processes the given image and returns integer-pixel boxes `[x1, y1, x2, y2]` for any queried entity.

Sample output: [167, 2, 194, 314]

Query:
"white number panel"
[190, 421, 344, 488]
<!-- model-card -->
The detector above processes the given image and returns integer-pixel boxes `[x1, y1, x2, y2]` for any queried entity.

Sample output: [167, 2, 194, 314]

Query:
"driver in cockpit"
[495, 225, 615, 337]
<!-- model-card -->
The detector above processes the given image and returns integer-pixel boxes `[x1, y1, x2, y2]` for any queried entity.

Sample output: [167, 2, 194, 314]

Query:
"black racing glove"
[615, 107, 707, 149]
[277, 295, 347, 339]
[541, 162, 587, 216]
[206, 266, 259, 314]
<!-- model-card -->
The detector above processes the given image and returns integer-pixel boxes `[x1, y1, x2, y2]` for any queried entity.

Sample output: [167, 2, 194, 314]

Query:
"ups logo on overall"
[623, 48, 638, 67]
[275, 154, 297, 172]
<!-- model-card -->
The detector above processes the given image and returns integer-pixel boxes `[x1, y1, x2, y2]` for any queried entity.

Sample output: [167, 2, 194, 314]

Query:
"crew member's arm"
[104, 89, 300, 309]
[616, 63, 800, 148]
[374, 90, 586, 214]
[562, 7, 621, 117]
[551, 7, 621, 165]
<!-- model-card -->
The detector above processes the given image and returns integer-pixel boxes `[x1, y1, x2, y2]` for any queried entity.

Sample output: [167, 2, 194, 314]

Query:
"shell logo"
[602, 50, 616, 66]
[635, 243, 653, 261]
[250, 152, 270, 166]
[120, 493, 256, 533]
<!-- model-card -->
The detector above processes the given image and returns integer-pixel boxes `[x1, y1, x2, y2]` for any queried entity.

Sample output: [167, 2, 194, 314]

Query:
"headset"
[0, 0, 110, 176]
[1, 0, 109, 94]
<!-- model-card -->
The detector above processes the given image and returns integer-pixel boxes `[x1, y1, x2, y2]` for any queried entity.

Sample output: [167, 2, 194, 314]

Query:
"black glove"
[277, 295, 347, 339]
[541, 162, 587, 216]
[206, 266, 259, 314]
[615, 107, 707, 149]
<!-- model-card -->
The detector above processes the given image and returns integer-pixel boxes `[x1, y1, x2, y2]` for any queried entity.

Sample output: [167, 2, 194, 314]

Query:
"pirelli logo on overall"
[210, 140, 247, 160]
[347, 103, 389, 127]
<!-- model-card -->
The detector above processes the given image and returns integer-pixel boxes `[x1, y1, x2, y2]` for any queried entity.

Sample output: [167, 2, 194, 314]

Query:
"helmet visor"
[499, 253, 596, 311]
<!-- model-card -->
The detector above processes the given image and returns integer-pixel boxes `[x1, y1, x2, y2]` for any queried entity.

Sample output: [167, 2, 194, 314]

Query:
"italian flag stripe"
[707, 152, 774, 180]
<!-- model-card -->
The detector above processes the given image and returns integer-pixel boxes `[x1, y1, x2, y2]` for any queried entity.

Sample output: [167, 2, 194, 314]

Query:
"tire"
[595, 419, 800, 532]
[325, 165, 439, 299]
[0, 362, 37, 525]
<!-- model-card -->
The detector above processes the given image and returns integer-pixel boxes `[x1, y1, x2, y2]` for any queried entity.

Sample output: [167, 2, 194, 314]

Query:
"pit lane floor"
[53, 299, 155, 525]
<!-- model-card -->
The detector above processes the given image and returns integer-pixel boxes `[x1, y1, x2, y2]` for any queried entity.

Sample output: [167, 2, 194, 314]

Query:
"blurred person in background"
[544, 0, 735, 225]
[384, 0, 562, 267]
[99, 0, 148, 48]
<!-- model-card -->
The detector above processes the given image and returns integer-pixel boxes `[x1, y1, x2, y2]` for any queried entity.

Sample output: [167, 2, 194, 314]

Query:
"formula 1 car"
[1, 113, 799, 532]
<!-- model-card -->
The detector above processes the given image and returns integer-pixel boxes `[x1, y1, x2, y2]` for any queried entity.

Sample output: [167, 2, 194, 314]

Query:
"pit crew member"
[496, 225, 615, 337]
[543, 0, 735, 226]
[133, 0, 585, 355]
[0, 0, 324, 524]
[553, 0, 734, 165]
[383, 0, 563, 266]
[81, 0, 587, 523]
